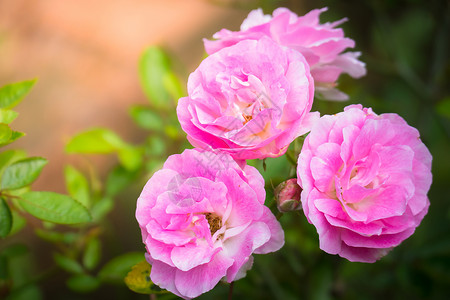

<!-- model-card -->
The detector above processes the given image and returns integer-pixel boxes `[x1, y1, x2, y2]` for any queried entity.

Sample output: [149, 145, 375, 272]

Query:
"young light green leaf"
[0, 197, 12, 238]
[54, 252, 84, 274]
[0, 79, 36, 109]
[19, 191, 91, 224]
[129, 105, 164, 131]
[83, 237, 101, 270]
[66, 274, 100, 293]
[66, 128, 127, 154]
[0, 123, 12, 144]
[117, 146, 143, 171]
[139, 47, 172, 108]
[98, 252, 144, 283]
[1, 157, 48, 190]
[0, 149, 27, 175]
[0, 131, 26, 147]
[163, 71, 185, 101]
[64, 165, 90, 208]
[125, 260, 167, 294]
[0, 109, 19, 124]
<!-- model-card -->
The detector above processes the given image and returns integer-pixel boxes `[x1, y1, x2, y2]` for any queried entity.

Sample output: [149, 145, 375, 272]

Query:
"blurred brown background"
[0, 0, 252, 192]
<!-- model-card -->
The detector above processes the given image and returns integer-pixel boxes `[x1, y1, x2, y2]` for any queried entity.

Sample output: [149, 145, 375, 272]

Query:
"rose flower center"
[205, 213, 222, 235]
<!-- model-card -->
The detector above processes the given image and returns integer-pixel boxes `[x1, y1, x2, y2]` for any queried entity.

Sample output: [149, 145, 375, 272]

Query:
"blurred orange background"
[0, 0, 253, 192]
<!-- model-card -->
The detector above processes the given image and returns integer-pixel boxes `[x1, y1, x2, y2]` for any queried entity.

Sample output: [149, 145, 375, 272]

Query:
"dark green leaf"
[0, 244, 28, 257]
[0, 79, 36, 109]
[83, 237, 101, 270]
[9, 210, 26, 236]
[19, 191, 91, 224]
[66, 128, 127, 154]
[35, 229, 78, 244]
[5, 284, 43, 300]
[64, 165, 90, 208]
[146, 136, 165, 156]
[1, 157, 48, 190]
[0, 197, 12, 237]
[139, 47, 172, 108]
[53, 252, 84, 274]
[66, 274, 100, 293]
[129, 105, 164, 131]
[0, 109, 18, 124]
[436, 97, 450, 119]
[98, 252, 144, 284]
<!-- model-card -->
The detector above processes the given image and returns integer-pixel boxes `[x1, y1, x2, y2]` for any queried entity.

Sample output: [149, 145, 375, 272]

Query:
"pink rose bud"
[275, 179, 302, 212]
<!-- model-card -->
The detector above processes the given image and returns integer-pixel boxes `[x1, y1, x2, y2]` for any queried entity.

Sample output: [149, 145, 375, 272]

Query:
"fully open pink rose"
[136, 149, 284, 299]
[297, 105, 432, 262]
[177, 37, 318, 160]
[204, 7, 366, 101]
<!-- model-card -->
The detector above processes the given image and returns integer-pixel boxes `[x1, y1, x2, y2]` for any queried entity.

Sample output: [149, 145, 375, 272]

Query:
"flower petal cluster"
[297, 105, 432, 262]
[178, 37, 318, 160]
[136, 149, 284, 299]
[204, 7, 366, 101]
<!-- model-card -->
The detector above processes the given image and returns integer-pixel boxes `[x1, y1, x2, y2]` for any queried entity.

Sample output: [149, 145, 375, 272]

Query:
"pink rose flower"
[297, 105, 432, 262]
[136, 149, 284, 299]
[177, 37, 318, 160]
[204, 7, 366, 101]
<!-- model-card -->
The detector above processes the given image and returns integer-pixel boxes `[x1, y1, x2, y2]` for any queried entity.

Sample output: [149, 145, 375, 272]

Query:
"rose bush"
[177, 37, 317, 160]
[204, 7, 366, 101]
[297, 105, 432, 262]
[136, 149, 284, 299]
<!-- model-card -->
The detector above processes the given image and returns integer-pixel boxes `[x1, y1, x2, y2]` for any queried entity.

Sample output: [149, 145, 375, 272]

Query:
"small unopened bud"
[275, 178, 302, 213]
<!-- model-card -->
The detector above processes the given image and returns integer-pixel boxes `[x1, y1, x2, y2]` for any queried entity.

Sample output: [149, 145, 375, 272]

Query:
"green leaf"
[0, 109, 18, 124]
[436, 97, 450, 119]
[129, 105, 164, 131]
[0, 149, 27, 176]
[66, 274, 100, 293]
[83, 237, 101, 270]
[1, 157, 48, 190]
[54, 252, 84, 274]
[0, 123, 12, 144]
[66, 128, 127, 154]
[64, 165, 90, 208]
[105, 165, 138, 197]
[19, 191, 91, 224]
[139, 47, 172, 108]
[117, 146, 143, 171]
[0, 197, 12, 238]
[1, 244, 28, 257]
[35, 229, 78, 244]
[98, 252, 144, 284]
[5, 284, 43, 300]
[0, 131, 25, 147]
[9, 209, 26, 236]
[146, 136, 165, 156]
[0, 79, 36, 109]
[125, 260, 167, 294]
[163, 71, 185, 101]
[90, 197, 114, 221]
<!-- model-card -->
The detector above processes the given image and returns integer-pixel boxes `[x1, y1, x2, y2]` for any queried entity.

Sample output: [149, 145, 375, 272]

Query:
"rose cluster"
[136, 7, 432, 299]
